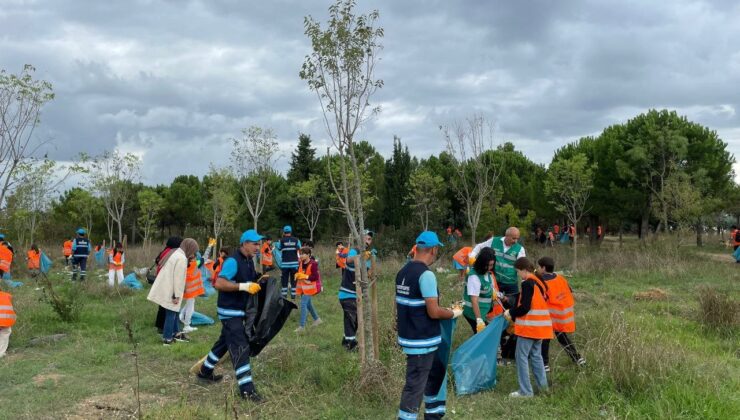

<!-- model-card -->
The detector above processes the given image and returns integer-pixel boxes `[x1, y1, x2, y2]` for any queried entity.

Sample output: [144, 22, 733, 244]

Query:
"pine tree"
[287, 133, 319, 183]
[383, 136, 412, 227]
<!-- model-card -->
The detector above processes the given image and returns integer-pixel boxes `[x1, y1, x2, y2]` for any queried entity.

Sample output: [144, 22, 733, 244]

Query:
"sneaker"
[197, 371, 223, 383]
[182, 326, 198, 333]
[241, 390, 264, 403]
[312, 318, 323, 327]
[544, 365, 551, 373]
[577, 358, 586, 367]
[509, 391, 532, 398]
[163, 339, 174, 346]
[294, 326, 305, 333]
[174, 333, 190, 343]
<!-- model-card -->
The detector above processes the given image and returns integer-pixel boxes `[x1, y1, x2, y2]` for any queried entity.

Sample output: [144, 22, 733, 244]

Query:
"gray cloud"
[1, 0, 738, 184]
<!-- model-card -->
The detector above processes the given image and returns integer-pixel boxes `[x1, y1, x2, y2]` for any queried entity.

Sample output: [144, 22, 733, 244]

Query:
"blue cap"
[415, 231, 444, 249]
[0, 234, 4, 239]
[240, 229, 264, 243]
[76, 228, 86, 235]
[283, 225, 292, 233]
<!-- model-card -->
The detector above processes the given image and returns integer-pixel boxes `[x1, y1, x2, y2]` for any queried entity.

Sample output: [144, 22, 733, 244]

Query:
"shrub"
[39, 274, 84, 322]
[697, 286, 739, 335]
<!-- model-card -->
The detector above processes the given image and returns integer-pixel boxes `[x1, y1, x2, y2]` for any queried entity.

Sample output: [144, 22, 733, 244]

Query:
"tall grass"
[697, 286, 739, 335]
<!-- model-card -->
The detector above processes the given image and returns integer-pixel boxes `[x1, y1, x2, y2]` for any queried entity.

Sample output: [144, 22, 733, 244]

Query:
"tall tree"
[287, 133, 319, 183]
[443, 114, 500, 244]
[231, 126, 280, 231]
[289, 175, 324, 242]
[301, 0, 384, 366]
[205, 166, 238, 244]
[545, 153, 594, 270]
[0, 65, 55, 207]
[137, 189, 164, 254]
[383, 136, 412, 227]
[86, 150, 140, 243]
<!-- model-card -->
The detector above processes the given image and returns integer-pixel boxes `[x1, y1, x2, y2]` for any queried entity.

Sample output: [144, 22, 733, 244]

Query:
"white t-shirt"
[470, 236, 526, 260]
[466, 275, 482, 296]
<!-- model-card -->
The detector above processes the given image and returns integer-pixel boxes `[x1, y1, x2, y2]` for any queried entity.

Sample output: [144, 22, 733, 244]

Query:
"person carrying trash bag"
[504, 257, 552, 398]
[536, 257, 585, 371]
[462, 247, 503, 335]
[396, 231, 463, 420]
[196, 229, 267, 403]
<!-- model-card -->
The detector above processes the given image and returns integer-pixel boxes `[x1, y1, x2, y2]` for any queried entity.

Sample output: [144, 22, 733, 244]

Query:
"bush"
[39, 274, 84, 322]
[697, 286, 739, 335]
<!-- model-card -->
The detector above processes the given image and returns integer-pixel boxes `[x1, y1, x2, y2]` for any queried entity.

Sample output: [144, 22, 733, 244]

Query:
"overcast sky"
[2, 0, 739, 185]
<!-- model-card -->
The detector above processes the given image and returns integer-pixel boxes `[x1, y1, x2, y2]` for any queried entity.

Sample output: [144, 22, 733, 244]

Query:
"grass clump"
[697, 285, 739, 335]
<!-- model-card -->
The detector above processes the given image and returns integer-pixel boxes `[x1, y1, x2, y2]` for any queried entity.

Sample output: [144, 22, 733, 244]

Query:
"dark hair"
[537, 256, 555, 273]
[219, 247, 232, 256]
[514, 257, 535, 272]
[472, 247, 496, 275]
[304, 240, 314, 248]
[336, 241, 344, 246]
[165, 236, 183, 249]
[299, 246, 312, 256]
[264, 235, 272, 241]
[30, 244, 39, 253]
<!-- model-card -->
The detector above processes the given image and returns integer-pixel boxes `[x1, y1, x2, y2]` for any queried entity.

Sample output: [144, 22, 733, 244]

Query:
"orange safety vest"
[732, 229, 740, 246]
[553, 225, 560, 234]
[335, 247, 347, 269]
[63, 240, 73, 257]
[543, 274, 576, 333]
[514, 275, 553, 340]
[211, 257, 224, 282]
[569, 226, 575, 237]
[0, 244, 13, 272]
[296, 259, 319, 296]
[261, 243, 273, 267]
[548, 232, 555, 241]
[452, 246, 472, 267]
[109, 250, 124, 270]
[183, 260, 205, 299]
[27, 250, 40, 270]
[0, 291, 16, 327]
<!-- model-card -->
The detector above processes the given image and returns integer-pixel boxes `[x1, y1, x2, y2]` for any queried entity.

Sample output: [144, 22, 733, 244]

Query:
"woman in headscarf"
[154, 237, 183, 332]
[148, 238, 199, 345]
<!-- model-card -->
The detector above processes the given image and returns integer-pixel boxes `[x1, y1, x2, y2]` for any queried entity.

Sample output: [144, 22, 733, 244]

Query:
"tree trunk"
[618, 222, 623, 247]
[640, 209, 650, 243]
[353, 256, 366, 366]
[370, 254, 379, 360]
[695, 222, 703, 247]
[573, 223, 578, 271]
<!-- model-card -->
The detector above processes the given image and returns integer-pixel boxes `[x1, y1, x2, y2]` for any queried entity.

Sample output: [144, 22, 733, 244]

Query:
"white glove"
[451, 307, 463, 319]
[238, 282, 261, 294]
[476, 318, 486, 333]
[503, 309, 511, 321]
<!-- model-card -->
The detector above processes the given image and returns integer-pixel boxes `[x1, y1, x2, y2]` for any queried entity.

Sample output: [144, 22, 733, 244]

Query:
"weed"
[697, 285, 739, 335]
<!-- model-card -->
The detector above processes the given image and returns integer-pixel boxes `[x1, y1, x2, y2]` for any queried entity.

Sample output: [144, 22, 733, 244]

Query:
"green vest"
[493, 237, 522, 285]
[463, 273, 493, 319]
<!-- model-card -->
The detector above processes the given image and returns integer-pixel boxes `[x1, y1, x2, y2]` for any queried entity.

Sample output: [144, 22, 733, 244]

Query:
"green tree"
[287, 133, 319, 183]
[137, 189, 164, 252]
[204, 166, 238, 244]
[0, 64, 55, 206]
[289, 175, 325, 242]
[383, 136, 412, 227]
[407, 166, 447, 230]
[545, 153, 595, 270]
[301, 0, 384, 366]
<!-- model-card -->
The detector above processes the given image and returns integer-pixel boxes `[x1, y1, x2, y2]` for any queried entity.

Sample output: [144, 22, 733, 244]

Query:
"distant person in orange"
[108, 242, 125, 287]
[0, 235, 14, 279]
[597, 225, 603, 240]
[731, 225, 740, 251]
[0, 290, 16, 358]
[452, 246, 472, 281]
[63, 238, 73, 266]
[260, 236, 273, 273]
[26, 244, 41, 279]
[335, 241, 347, 276]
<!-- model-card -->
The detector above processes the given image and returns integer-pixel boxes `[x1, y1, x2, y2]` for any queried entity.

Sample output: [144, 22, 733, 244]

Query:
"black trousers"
[200, 317, 255, 393]
[500, 291, 520, 360]
[399, 351, 446, 419]
[155, 306, 166, 331]
[541, 332, 582, 365]
[71, 257, 87, 280]
[280, 267, 297, 298]
[340, 299, 358, 342]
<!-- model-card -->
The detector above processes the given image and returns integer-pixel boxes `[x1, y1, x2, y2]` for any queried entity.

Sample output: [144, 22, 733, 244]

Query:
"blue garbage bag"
[200, 279, 216, 298]
[191, 311, 215, 326]
[40, 252, 53, 274]
[122, 272, 143, 290]
[2, 272, 23, 288]
[421, 318, 457, 411]
[451, 315, 505, 396]
[559, 232, 570, 244]
[734, 246, 740, 262]
[272, 248, 283, 270]
[94, 247, 106, 265]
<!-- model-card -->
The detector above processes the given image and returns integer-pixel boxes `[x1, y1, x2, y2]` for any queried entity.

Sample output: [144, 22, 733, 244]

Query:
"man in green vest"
[469, 227, 525, 300]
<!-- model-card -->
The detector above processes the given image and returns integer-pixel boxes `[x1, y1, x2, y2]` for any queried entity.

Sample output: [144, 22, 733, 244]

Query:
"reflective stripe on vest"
[183, 261, 205, 299]
[0, 293, 16, 327]
[492, 238, 521, 285]
[544, 274, 576, 332]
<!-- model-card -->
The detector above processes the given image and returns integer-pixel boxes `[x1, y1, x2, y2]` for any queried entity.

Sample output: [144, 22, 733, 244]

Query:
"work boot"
[197, 371, 223, 383]
[346, 340, 358, 352]
[174, 333, 190, 343]
[241, 390, 264, 403]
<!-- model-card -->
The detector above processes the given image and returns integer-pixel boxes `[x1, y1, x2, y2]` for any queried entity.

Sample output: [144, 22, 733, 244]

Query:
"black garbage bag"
[245, 277, 297, 356]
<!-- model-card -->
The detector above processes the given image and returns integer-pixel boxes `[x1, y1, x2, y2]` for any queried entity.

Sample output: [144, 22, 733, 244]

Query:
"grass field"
[1, 239, 738, 419]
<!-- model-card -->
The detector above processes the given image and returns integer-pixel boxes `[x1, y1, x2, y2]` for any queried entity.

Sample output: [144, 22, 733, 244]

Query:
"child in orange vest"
[27, 244, 41, 278]
[0, 290, 16, 358]
[295, 246, 322, 332]
[536, 257, 585, 371]
[63, 238, 73, 266]
[180, 257, 205, 334]
[108, 242, 125, 287]
[505, 257, 552, 397]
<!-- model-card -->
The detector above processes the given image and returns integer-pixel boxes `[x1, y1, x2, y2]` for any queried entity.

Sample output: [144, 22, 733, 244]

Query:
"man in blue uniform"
[275, 225, 301, 299]
[71, 228, 90, 281]
[396, 231, 462, 420]
[197, 229, 266, 402]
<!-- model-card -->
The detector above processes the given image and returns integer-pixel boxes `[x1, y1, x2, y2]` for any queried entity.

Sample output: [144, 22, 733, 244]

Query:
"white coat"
[147, 248, 188, 311]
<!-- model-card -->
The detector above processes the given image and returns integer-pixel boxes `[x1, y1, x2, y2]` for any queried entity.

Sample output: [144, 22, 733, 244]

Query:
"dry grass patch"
[633, 288, 669, 301]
